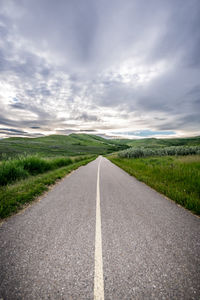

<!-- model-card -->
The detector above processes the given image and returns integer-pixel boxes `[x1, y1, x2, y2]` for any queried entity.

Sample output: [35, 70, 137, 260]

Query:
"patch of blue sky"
[113, 130, 175, 137]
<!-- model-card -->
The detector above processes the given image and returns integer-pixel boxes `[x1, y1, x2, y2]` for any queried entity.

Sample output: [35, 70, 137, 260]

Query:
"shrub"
[118, 146, 200, 159]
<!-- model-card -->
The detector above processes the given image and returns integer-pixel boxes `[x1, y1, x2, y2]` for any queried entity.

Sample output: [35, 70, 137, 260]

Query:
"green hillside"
[1, 134, 200, 160]
[0, 134, 128, 159]
[114, 136, 200, 148]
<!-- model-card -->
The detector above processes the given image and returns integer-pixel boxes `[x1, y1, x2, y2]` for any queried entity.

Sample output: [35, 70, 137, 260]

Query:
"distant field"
[0, 133, 128, 159]
[109, 155, 200, 215]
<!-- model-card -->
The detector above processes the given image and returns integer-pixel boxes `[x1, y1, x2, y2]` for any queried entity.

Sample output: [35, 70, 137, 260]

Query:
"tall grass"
[0, 155, 72, 186]
[118, 145, 200, 159]
[0, 161, 29, 186]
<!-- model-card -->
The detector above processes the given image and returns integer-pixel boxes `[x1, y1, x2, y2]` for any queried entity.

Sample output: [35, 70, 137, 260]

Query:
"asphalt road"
[0, 156, 200, 299]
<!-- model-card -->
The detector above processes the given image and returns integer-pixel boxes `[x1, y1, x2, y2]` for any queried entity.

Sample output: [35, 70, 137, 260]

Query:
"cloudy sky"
[0, 0, 200, 139]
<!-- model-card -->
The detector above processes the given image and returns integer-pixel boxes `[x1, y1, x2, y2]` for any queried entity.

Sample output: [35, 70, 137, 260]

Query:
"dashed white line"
[94, 157, 104, 300]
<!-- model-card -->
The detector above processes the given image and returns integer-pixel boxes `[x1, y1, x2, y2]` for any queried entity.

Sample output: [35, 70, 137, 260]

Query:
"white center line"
[94, 157, 104, 300]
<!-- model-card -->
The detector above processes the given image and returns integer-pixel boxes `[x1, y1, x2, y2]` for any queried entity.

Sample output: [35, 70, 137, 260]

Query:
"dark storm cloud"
[80, 129, 96, 132]
[0, 127, 44, 137]
[0, 128, 28, 134]
[0, 0, 200, 137]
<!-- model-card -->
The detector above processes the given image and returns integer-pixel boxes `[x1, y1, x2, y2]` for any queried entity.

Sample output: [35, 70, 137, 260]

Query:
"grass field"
[0, 133, 128, 159]
[109, 155, 200, 215]
[0, 155, 96, 219]
[1, 133, 200, 218]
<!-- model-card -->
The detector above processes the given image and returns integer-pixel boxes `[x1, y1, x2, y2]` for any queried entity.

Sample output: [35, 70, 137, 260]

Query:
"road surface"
[0, 156, 200, 299]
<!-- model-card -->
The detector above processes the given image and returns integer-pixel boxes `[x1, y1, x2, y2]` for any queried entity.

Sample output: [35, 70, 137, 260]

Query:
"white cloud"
[0, 0, 200, 138]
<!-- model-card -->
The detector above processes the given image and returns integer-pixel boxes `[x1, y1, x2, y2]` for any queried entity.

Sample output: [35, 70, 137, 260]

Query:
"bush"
[118, 146, 200, 159]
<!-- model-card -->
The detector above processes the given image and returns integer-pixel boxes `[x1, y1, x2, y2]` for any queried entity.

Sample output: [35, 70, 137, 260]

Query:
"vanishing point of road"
[0, 156, 200, 299]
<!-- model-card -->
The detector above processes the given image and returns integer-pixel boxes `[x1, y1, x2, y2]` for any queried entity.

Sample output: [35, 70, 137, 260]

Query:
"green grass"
[0, 156, 96, 219]
[1, 133, 199, 159]
[0, 134, 128, 159]
[109, 155, 200, 215]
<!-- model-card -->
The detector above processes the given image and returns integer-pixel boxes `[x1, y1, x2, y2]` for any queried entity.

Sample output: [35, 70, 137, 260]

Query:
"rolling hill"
[0, 134, 200, 160]
[0, 134, 128, 159]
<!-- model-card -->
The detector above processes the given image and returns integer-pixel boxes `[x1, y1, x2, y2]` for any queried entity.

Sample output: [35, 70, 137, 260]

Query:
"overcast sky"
[0, 0, 200, 139]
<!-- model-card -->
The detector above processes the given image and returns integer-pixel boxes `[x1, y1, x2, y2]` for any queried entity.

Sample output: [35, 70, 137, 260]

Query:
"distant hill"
[0, 134, 200, 159]
[0, 134, 128, 159]
[113, 136, 200, 148]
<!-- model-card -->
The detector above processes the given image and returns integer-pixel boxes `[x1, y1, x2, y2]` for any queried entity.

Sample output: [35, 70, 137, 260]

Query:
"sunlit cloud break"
[0, 0, 200, 138]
